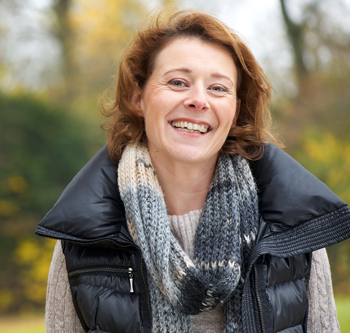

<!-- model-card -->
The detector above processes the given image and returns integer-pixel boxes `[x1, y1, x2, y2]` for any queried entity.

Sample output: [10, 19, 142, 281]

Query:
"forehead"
[151, 37, 237, 76]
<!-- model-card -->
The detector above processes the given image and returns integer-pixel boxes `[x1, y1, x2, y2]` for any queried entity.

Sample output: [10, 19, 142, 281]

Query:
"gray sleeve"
[307, 248, 340, 333]
[46, 240, 85, 333]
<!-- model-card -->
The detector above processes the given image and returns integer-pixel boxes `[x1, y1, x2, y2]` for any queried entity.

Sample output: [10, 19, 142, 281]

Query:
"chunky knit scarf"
[118, 143, 259, 333]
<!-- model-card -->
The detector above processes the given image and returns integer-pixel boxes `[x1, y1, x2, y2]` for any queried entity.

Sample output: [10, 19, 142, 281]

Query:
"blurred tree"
[0, 0, 147, 109]
[0, 0, 148, 314]
[295, 132, 350, 210]
[293, 133, 350, 295]
[279, 0, 350, 91]
[0, 0, 349, 313]
[276, 0, 350, 144]
[0, 92, 104, 313]
[50, 0, 146, 108]
[279, 0, 309, 83]
[278, 0, 350, 297]
[52, 0, 74, 84]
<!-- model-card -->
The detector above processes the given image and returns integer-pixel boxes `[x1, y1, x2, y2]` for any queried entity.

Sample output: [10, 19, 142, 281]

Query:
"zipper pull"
[128, 267, 134, 293]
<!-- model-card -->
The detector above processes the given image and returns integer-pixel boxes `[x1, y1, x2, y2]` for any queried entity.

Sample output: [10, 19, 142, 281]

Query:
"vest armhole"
[61, 240, 90, 333]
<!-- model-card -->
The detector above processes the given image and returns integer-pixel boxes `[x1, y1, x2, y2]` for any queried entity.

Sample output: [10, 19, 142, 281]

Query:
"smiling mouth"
[171, 121, 210, 134]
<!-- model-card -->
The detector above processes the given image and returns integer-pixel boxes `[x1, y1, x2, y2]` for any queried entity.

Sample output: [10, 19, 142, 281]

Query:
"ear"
[130, 84, 143, 117]
[232, 98, 241, 127]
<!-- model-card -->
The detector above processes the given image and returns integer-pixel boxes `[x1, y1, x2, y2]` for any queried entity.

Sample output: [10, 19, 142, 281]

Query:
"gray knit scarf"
[118, 143, 259, 333]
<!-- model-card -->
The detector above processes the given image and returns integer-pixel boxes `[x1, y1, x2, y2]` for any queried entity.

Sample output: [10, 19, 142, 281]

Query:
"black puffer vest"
[36, 144, 350, 333]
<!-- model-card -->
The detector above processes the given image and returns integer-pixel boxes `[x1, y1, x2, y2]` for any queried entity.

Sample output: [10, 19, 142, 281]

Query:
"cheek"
[141, 95, 168, 121]
[217, 99, 237, 123]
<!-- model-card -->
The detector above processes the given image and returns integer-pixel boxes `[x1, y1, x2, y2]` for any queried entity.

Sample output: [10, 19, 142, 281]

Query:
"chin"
[169, 148, 216, 165]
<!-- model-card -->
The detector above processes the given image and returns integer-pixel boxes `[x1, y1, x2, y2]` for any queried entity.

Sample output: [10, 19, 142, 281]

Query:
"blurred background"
[0, 0, 349, 331]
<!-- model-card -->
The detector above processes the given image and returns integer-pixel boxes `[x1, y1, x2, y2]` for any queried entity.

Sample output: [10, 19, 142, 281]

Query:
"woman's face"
[137, 37, 239, 166]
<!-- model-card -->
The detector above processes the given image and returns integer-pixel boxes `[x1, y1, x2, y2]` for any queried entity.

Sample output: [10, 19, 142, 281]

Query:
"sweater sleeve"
[46, 240, 85, 333]
[307, 248, 340, 333]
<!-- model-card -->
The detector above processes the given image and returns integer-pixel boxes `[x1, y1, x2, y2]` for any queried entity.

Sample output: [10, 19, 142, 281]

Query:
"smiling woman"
[103, 9, 273, 164]
[130, 38, 239, 214]
[135, 39, 238, 164]
[36, 8, 350, 333]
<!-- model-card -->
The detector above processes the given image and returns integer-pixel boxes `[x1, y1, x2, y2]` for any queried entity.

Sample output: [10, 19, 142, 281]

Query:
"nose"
[184, 85, 209, 111]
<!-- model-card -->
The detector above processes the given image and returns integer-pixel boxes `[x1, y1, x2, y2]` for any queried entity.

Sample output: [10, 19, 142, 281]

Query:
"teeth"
[171, 121, 209, 134]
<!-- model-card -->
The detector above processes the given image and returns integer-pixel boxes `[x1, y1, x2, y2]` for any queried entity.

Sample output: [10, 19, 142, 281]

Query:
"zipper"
[254, 264, 266, 333]
[39, 235, 152, 322]
[128, 267, 134, 293]
[69, 266, 135, 293]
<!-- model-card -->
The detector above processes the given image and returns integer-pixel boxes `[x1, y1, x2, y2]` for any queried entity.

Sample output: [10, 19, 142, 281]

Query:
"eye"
[168, 79, 187, 87]
[209, 85, 227, 92]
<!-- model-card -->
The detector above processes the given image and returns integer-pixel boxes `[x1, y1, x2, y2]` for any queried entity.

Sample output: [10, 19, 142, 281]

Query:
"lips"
[171, 121, 210, 134]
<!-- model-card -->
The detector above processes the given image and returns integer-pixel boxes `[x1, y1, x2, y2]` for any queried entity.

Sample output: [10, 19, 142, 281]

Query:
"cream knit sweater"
[45, 210, 340, 333]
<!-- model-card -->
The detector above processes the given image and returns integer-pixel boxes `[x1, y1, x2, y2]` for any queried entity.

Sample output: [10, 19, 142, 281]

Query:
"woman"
[36, 9, 350, 333]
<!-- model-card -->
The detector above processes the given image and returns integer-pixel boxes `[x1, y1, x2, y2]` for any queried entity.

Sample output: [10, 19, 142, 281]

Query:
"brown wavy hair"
[101, 9, 279, 164]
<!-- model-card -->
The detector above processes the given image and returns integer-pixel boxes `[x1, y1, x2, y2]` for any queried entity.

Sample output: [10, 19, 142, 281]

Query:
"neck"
[149, 152, 217, 216]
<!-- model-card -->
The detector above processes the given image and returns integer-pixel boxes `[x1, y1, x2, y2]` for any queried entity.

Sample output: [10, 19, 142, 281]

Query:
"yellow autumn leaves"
[300, 133, 350, 204]
[0, 176, 28, 218]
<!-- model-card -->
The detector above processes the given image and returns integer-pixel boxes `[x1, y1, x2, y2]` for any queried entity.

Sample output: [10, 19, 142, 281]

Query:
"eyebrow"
[211, 73, 234, 85]
[163, 68, 234, 85]
[163, 67, 192, 76]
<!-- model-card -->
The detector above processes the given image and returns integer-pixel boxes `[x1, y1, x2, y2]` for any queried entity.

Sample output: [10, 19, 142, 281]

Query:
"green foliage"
[51, 0, 146, 105]
[0, 93, 103, 213]
[336, 297, 350, 332]
[0, 92, 104, 313]
[278, 10, 350, 296]
[329, 240, 350, 297]
[292, 131, 350, 204]
[290, 131, 350, 296]
[0, 0, 349, 317]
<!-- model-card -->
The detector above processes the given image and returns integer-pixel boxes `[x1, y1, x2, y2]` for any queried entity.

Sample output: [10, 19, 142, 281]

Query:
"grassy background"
[0, 298, 349, 332]
[0, 315, 45, 333]
[336, 297, 350, 332]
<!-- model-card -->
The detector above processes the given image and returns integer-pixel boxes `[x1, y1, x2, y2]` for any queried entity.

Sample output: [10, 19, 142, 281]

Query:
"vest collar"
[36, 144, 347, 242]
[36, 146, 134, 246]
[251, 144, 346, 232]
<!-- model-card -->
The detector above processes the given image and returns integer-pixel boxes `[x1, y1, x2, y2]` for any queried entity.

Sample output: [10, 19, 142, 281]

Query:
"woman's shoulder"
[36, 146, 127, 242]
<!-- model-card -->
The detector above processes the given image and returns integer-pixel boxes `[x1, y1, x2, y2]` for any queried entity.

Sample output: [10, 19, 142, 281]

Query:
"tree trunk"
[279, 0, 309, 84]
[53, 0, 73, 84]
